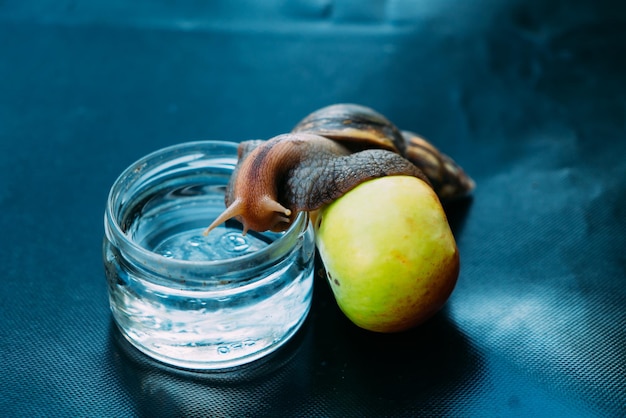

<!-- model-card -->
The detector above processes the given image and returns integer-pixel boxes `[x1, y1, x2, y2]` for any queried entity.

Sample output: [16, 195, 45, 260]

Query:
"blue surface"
[1, 1, 625, 416]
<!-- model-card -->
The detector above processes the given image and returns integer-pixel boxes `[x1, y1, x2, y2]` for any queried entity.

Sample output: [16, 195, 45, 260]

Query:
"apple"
[314, 175, 459, 333]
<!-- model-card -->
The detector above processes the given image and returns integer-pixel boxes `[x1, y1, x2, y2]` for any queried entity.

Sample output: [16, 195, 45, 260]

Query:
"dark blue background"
[1, 1, 624, 416]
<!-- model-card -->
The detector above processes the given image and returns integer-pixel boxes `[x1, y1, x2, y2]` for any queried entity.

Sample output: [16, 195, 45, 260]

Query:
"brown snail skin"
[204, 104, 474, 235]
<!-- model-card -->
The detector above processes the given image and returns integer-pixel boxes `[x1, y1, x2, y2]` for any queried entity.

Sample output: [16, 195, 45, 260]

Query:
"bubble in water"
[220, 232, 250, 253]
[188, 236, 204, 247]
[243, 339, 256, 347]
[152, 227, 270, 261]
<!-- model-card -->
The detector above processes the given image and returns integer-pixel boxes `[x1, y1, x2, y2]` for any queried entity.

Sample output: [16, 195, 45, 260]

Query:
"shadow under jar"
[103, 141, 315, 371]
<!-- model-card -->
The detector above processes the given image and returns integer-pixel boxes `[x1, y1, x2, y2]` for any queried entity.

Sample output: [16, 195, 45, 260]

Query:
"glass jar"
[103, 141, 315, 371]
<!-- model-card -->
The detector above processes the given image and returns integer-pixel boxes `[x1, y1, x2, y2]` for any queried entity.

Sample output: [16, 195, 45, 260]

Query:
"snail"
[204, 104, 474, 235]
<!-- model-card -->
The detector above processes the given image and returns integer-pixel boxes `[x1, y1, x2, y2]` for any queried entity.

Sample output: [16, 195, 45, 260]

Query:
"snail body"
[204, 132, 427, 234]
[204, 104, 474, 235]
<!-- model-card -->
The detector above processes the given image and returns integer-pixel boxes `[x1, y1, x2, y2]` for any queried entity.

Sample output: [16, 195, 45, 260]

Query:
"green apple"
[314, 175, 459, 333]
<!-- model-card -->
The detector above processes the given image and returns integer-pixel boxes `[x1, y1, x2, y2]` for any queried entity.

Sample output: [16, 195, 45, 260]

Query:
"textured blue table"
[1, 1, 624, 416]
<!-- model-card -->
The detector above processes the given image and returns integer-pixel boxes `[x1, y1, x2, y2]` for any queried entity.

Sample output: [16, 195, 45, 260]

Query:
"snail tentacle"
[203, 198, 245, 236]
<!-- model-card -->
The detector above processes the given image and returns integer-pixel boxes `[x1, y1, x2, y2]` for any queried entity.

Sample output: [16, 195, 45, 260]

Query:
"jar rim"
[104, 140, 309, 279]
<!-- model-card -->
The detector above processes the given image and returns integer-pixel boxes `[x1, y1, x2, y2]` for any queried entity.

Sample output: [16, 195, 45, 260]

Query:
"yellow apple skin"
[314, 175, 459, 333]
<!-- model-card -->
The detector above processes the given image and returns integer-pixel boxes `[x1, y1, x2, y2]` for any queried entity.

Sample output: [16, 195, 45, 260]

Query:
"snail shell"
[292, 103, 406, 155]
[294, 104, 474, 200]
[401, 130, 475, 200]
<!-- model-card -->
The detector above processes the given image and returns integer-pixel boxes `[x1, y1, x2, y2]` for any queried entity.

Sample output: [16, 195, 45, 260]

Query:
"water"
[104, 179, 315, 370]
[107, 260, 313, 369]
[154, 228, 271, 261]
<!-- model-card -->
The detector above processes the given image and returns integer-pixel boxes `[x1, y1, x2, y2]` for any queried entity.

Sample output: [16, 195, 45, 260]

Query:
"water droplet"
[160, 250, 174, 258]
